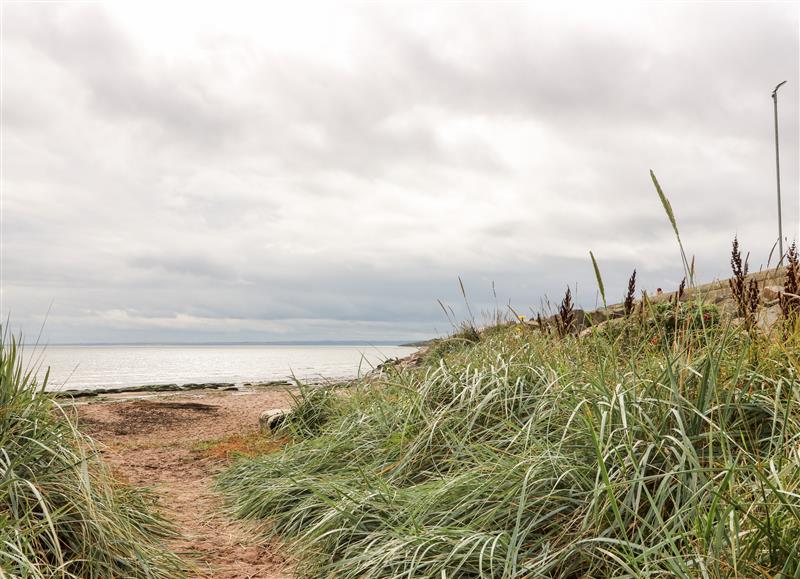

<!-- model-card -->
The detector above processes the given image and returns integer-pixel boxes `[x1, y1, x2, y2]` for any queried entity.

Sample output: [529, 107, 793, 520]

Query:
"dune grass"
[219, 302, 800, 577]
[0, 333, 185, 578]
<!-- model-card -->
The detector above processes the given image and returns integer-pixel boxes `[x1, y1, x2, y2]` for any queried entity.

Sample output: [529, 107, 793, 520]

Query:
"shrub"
[650, 299, 719, 339]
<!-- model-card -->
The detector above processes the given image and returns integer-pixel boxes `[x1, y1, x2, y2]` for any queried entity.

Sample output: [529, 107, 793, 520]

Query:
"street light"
[772, 80, 787, 264]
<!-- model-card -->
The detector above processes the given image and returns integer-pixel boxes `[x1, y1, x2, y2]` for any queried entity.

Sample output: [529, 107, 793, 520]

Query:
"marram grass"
[220, 309, 800, 578]
[0, 333, 185, 578]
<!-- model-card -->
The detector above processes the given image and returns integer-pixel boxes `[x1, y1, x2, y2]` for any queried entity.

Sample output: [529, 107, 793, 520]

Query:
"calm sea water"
[29, 344, 417, 392]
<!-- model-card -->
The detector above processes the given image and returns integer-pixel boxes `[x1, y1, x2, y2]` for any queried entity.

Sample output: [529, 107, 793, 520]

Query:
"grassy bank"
[219, 308, 800, 577]
[218, 173, 800, 578]
[0, 334, 184, 578]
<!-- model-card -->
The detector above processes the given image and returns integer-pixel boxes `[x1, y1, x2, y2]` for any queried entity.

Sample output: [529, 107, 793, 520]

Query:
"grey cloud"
[2, 2, 798, 343]
[8, 5, 245, 145]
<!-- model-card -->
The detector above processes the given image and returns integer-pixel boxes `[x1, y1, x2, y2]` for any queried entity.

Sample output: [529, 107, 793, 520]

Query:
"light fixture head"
[773, 80, 788, 97]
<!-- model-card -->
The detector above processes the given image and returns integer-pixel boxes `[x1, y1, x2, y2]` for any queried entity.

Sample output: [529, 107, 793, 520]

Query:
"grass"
[0, 332, 185, 578]
[217, 173, 800, 577]
[217, 303, 800, 577]
[192, 430, 286, 461]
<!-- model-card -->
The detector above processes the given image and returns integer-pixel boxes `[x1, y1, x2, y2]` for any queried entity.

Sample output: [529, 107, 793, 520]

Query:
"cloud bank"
[2, 2, 798, 342]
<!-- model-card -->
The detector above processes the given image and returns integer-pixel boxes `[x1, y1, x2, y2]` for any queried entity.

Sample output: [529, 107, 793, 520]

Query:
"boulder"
[762, 285, 784, 303]
[259, 408, 288, 433]
[757, 304, 783, 332]
[711, 292, 730, 304]
[579, 321, 605, 338]
[579, 316, 630, 338]
[243, 380, 292, 388]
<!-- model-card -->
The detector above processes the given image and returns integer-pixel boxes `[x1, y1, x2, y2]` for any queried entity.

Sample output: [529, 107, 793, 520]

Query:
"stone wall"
[535, 267, 788, 332]
[647, 267, 786, 309]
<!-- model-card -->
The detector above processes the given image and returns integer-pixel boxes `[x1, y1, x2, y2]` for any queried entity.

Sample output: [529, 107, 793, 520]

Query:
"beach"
[73, 387, 296, 578]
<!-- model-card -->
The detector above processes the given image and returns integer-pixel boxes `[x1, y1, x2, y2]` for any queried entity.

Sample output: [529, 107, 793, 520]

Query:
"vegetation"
[280, 383, 343, 439]
[650, 299, 719, 339]
[191, 430, 286, 461]
[556, 286, 575, 337]
[623, 269, 637, 317]
[0, 333, 184, 578]
[782, 242, 800, 323]
[218, 174, 800, 577]
[729, 236, 760, 329]
[219, 302, 800, 577]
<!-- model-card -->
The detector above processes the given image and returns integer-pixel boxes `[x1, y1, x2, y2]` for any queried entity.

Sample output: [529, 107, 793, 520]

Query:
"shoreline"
[53, 379, 297, 399]
[52, 373, 379, 399]
[50, 345, 425, 399]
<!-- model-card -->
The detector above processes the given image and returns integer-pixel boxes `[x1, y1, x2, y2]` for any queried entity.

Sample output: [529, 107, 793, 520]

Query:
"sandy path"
[74, 389, 295, 578]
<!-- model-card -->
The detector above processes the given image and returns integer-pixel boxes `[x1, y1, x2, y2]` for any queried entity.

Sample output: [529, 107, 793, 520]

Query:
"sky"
[1, 1, 799, 343]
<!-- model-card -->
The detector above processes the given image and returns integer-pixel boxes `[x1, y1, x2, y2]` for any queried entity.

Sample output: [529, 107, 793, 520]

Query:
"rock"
[259, 408, 288, 433]
[716, 300, 738, 316]
[762, 285, 784, 303]
[150, 383, 180, 392]
[181, 382, 235, 390]
[758, 304, 783, 332]
[584, 309, 609, 325]
[711, 293, 729, 304]
[572, 309, 591, 331]
[376, 357, 401, 371]
[53, 381, 238, 398]
[579, 324, 600, 338]
[243, 380, 292, 389]
[579, 316, 630, 337]
[55, 388, 99, 398]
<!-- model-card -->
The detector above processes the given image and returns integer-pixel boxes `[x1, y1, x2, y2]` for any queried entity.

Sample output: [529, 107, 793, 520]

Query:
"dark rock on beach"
[54, 381, 237, 399]
[242, 380, 293, 388]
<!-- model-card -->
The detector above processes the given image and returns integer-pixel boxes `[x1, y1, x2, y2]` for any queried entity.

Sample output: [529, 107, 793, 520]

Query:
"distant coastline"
[32, 340, 429, 347]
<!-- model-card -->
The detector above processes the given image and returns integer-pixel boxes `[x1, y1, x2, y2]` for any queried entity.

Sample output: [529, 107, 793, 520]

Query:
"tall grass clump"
[278, 383, 342, 439]
[0, 332, 184, 578]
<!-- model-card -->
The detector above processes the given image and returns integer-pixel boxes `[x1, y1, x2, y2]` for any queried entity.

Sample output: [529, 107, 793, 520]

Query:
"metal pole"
[773, 80, 787, 264]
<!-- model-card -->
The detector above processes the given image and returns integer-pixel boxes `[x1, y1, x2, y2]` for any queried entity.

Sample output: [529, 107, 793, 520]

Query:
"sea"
[26, 344, 418, 392]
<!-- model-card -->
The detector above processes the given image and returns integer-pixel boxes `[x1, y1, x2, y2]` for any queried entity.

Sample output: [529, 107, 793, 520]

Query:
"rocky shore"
[54, 379, 294, 399]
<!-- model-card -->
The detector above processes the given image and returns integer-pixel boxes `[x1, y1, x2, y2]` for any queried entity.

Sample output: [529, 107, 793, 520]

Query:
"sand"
[73, 388, 296, 579]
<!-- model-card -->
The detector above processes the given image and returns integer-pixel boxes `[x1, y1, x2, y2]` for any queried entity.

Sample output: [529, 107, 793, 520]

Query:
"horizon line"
[23, 339, 431, 347]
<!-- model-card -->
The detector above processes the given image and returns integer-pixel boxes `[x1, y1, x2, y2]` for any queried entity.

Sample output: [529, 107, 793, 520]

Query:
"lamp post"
[772, 80, 787, 264]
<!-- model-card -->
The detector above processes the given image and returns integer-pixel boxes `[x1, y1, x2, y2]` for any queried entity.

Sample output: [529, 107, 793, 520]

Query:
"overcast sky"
[2, 1, 798, 343]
